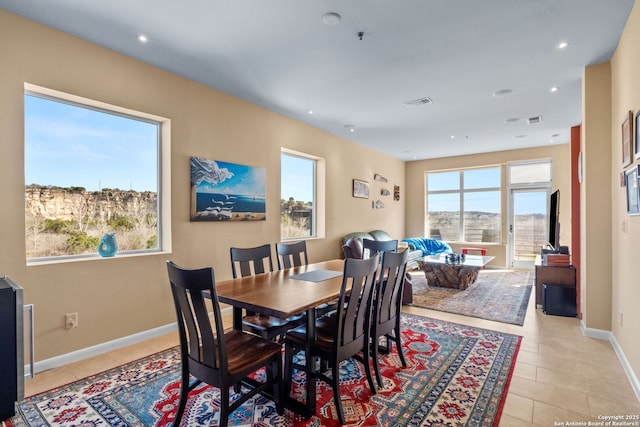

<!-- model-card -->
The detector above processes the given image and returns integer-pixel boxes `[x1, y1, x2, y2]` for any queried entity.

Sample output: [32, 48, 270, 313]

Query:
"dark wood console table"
[534, 256, 576, 307]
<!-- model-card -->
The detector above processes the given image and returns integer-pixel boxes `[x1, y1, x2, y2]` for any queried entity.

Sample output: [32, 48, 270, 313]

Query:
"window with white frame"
[426, 166, 501, 243]
[24, 85, 169, 261]
[281, 150, 317, 239]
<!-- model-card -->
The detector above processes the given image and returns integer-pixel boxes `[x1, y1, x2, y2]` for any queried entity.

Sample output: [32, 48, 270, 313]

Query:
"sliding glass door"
[509, 189, 549, 269]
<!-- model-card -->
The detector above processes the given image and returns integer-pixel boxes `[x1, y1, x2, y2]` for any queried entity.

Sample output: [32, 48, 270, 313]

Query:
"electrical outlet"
[65, 312, 78, 329]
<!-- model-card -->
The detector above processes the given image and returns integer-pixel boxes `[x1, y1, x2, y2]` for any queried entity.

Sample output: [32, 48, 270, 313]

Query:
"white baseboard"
[27, 322, 178, 376]
[581, 320, 640, 401]
[26, 307, 233, 377]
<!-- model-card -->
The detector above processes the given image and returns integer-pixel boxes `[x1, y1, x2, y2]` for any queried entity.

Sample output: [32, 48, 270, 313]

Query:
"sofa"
[341, 231, 452, 268]
[341, 230, 422, 304]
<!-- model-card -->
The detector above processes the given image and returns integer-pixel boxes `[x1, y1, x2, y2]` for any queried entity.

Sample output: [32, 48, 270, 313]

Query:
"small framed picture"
[625, 165, 639, 215]
[635, 110, 640, 160]
[352, 179, 370, 199]
[622, 110, 633, 167]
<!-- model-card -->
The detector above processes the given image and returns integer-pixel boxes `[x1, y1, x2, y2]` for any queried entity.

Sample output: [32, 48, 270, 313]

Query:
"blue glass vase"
[98, 233, 118, 257]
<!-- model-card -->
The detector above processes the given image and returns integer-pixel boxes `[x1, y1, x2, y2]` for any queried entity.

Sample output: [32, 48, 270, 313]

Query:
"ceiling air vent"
[527, 116, 542, 124]
[403, 97, 433, 107]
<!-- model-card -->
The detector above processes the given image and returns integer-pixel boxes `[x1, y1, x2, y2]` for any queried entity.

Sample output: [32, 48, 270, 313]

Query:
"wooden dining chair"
[284, 254, 380, 425]
[370, 249, 409, 387]
[276, 240, 335, 317]
[275, 240, 309, 269]
[362, 238, 398, 260]
[230, 243, 274, 278]
[166, 261, 284, 427]
[230, 244, 304, 341]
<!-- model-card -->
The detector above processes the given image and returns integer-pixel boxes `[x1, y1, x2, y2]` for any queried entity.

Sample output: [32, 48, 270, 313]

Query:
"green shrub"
[107, 216, 135, 231]
[43, 219, 75, 234]
[65, 232, 100, 254]
[146, 234, 157, 249]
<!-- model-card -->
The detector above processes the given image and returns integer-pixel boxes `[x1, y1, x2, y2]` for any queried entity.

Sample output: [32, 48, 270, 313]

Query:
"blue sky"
[25, 94, 546, 214]
[25, 94, 312, 200]
[25, 94, 158, 192]
[428, 168, 548, 214]
[281, 153, 313, 203]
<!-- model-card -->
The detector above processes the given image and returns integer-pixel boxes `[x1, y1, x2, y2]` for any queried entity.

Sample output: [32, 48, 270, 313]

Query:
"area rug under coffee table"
[10, 313, 521, 427]
[410, 269, 533, 325]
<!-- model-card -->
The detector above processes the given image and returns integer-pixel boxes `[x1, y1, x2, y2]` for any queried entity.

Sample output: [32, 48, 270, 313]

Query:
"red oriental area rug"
[11, 314, 521, 426]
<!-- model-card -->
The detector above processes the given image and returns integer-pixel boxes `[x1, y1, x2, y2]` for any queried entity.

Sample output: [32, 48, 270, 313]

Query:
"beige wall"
[609, 0, 640, 383]
[2, 6, 638, 386]
[582, 63, 613, 331]
[405, 145, 572, 268]
[0, 10, 405, 361]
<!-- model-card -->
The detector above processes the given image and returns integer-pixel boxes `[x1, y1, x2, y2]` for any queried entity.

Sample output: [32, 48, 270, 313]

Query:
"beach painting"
[190, 156, 266, 221]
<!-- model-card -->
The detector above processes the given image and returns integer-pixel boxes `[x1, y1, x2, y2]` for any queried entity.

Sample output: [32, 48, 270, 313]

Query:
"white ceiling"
[1, 0, 635, 161]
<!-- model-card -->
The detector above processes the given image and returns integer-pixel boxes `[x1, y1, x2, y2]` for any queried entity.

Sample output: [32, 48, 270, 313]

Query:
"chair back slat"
[167, 261, 226, 370]
[335, 254, 379, 352]
[230, 244, 274, 278]
[276, 241, 308, 269]
[375, 250, 409, 325]
[362, 239, 398, 261]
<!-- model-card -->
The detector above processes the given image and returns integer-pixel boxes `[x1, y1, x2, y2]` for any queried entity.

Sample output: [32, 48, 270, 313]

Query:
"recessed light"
[138, 34, 148, 43]
[322, 12, 341, 25]
[515, 135, 527, 138]
[505, 118, 519, 123]
[307, 110, 313, 115]
[403, 97, 433, 107]
[493, 89, 514, 97]
[344, 124, 356, 132]
[551, 133, 560, 138]
[557, 41, 569, 49]
[450, 135, 455, 139]
[550, 86, 559, 93]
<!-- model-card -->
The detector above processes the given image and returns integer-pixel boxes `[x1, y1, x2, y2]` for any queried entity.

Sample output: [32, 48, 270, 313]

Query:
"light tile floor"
[23, 290, 640, 426]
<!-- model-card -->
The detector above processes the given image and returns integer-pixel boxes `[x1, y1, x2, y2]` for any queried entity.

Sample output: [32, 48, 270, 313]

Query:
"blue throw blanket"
[402, 238, 452, 255]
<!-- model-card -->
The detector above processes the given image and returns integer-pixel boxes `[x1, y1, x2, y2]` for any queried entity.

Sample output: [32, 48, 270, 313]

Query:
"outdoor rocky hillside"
[26, 185, 157, 222]
[25, 185, 157, 258]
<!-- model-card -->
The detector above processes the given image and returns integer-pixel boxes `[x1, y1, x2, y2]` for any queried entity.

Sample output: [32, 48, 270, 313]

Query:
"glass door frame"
[508, 186, 552, 269]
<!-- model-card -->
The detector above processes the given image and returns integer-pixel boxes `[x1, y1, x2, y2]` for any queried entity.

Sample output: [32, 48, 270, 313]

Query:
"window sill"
[26, 249, 171, 266]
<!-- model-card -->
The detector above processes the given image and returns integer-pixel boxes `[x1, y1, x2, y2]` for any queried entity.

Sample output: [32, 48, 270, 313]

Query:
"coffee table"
[417, 254, 494, 290]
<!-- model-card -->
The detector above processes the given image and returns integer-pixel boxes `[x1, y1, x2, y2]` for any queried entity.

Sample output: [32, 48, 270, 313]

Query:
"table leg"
[305, 307, 317, 416]
[232, 307, 243, 331]
[284, 307, 318, 418]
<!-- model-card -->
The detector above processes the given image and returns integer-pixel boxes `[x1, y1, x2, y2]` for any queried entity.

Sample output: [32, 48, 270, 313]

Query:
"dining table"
[214, 258, 346, 418]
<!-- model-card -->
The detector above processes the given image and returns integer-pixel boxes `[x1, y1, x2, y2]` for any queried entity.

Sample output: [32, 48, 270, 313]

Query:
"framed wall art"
[190, 156, 266, 221]
[352, 179, 370, 199]
[625, 165, 639, 216]
[622, 110, 633, 167]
